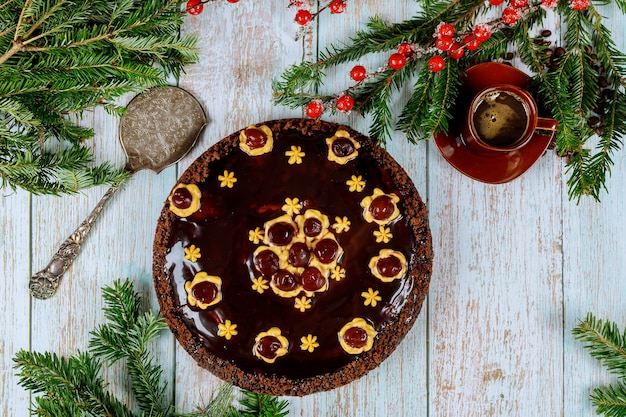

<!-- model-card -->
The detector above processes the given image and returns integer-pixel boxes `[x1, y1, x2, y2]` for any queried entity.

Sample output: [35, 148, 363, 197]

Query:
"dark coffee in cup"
[471, 90, 530, 147]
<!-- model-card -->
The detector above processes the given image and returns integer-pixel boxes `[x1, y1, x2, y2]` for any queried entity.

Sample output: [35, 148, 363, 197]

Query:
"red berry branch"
[185, 0, 239, 16]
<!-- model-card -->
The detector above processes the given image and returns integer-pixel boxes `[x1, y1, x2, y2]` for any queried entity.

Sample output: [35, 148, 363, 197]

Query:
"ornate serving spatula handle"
[29, 185, 122, 299]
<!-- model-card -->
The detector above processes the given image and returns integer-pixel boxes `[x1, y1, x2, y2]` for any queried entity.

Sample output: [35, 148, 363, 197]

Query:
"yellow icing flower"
[326, 130, 361, 165]
[285, 145, 305, 165]
[300, 334, 319, 353]
[360, 188, 400, 225]
[361, 288, 382, 307]
[330, 265, 346, 281]
[282, 197, 302, 216]
[368, 248, 407, 283]
[294, 296, 312, 312]
[346, 175, 366, 192]
[249, 227, 265, 244]
[251, 277, 269, 294]
[332, 216, 351, 233]
[239, 125, 274, 156]
[218, 170, 237, 188]
[217, 320, 238, 340]
[373, 226, 393, 243]
[183, 244, 201, 262]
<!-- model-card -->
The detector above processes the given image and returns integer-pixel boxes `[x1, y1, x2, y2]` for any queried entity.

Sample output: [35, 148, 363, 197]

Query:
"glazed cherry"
[331, 137, 355, 157]
[267, 222, 295, 246]
[171, 187, 192, 209]
[300, 267, 326, 292]
[243, 127, 267, 150]
[191, 281, 218, 305]
[343, 326, 368, 349]
[272, 270, 299, 292]
[303, 218, 323, 237]
[350, 65, 367, 81]
[254, 249, 280, 276]
[288, 242, 310, 267]
[256, 335, 282, 360]
[376, 255, 403, 277]
[314, 239, 339, 264]
[369, 195, 395, 221]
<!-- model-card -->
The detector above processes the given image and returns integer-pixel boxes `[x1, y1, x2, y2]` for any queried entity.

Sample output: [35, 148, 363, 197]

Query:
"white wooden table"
[2, 2, 625, 416]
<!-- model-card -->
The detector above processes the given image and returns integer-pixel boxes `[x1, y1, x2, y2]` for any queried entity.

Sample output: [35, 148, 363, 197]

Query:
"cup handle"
[536, 117, 558, 132]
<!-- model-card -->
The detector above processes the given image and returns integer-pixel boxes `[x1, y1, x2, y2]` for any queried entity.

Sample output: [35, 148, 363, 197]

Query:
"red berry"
[335, 94, 355, 112]
[397, 42, 414, 57]
[448, 43, 465, 59]
[435, 35, 454, 51]
[427, 55, 446, 72]
[502, 7, 521, 24]
[295, 9, 312, 25]
[305, 100, 324, 119]
[463, 35, 481, 51]
[541, 0, 558, 8]
[186, 0, 203, 15]
[388, 53, 406, 70]
[350, 65, 367, 81]
[329, 0, 346, 14]
[473, 25, 492, 42]
[570, 0, 589, 10]
[489, 0, 505, 4]
[510, 0, 529, 8]
[436, 22, 455, 38]
[226, 0, 239, 2]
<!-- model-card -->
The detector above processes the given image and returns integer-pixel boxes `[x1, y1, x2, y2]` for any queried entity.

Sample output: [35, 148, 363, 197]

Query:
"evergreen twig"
[13, 278, 290, 417]
[273, 0, 626, 202]
[573, 312, 626, 417]
[0, 0, 198, 195]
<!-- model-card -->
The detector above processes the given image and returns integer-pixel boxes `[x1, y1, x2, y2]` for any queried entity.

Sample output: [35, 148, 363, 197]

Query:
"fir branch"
[14, 279, 291, 417]
[573, 312, 626, 417]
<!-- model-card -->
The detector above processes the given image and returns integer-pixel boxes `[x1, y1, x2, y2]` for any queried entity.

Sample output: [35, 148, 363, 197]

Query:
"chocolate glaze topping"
[153, 118, 432, 396]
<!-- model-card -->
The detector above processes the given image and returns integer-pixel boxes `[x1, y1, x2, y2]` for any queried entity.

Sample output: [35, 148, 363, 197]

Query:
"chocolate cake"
[153, 118, 432, 396]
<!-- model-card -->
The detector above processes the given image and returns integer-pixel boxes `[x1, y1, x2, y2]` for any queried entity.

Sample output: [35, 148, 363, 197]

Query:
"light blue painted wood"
[1, 2, 625, 417]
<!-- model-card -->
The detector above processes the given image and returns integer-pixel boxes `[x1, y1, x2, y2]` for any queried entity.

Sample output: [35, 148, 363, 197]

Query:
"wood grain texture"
[1, 1, 626, 417]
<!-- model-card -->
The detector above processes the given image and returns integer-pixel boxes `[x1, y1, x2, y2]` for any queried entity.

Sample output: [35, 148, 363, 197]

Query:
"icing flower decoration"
[184, 272, 222, 309]
[338, 318, 377, 354]
[360, 188, 401, 225]
[253, 327, 289, 364]
[330, 265, 345, 281]
[369, 248, 407, 283]
[183, 244, 201, 262]
[282, 197, 302, 215]
[346, 175, 366, 192]
[168, 183, 201, 217]
[332, 216, 351, 233]
[239, 125, 274, 156]
[361, 288, 382, 307]
[218, 170, 237, 188]
[248, 227, 265, 244]
[217, 320, 238, 340]
[251, 276, 269, 294]
[373, 226, 393, 243]
[294, 296, 312, 312]
[300, 334, 319, 352]
[326, 130, 361, 165]
[285, 145, 305, 165]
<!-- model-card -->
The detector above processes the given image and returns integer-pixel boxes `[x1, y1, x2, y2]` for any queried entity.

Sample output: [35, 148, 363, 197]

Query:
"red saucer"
[433, 62, 554, 184]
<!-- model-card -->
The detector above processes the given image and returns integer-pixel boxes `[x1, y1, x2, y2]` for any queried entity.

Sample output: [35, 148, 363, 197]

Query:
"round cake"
[153, 118, 432, 396]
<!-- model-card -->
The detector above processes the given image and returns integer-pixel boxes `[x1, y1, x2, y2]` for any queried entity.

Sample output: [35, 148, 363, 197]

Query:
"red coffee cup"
[462, 84, 558, 153]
